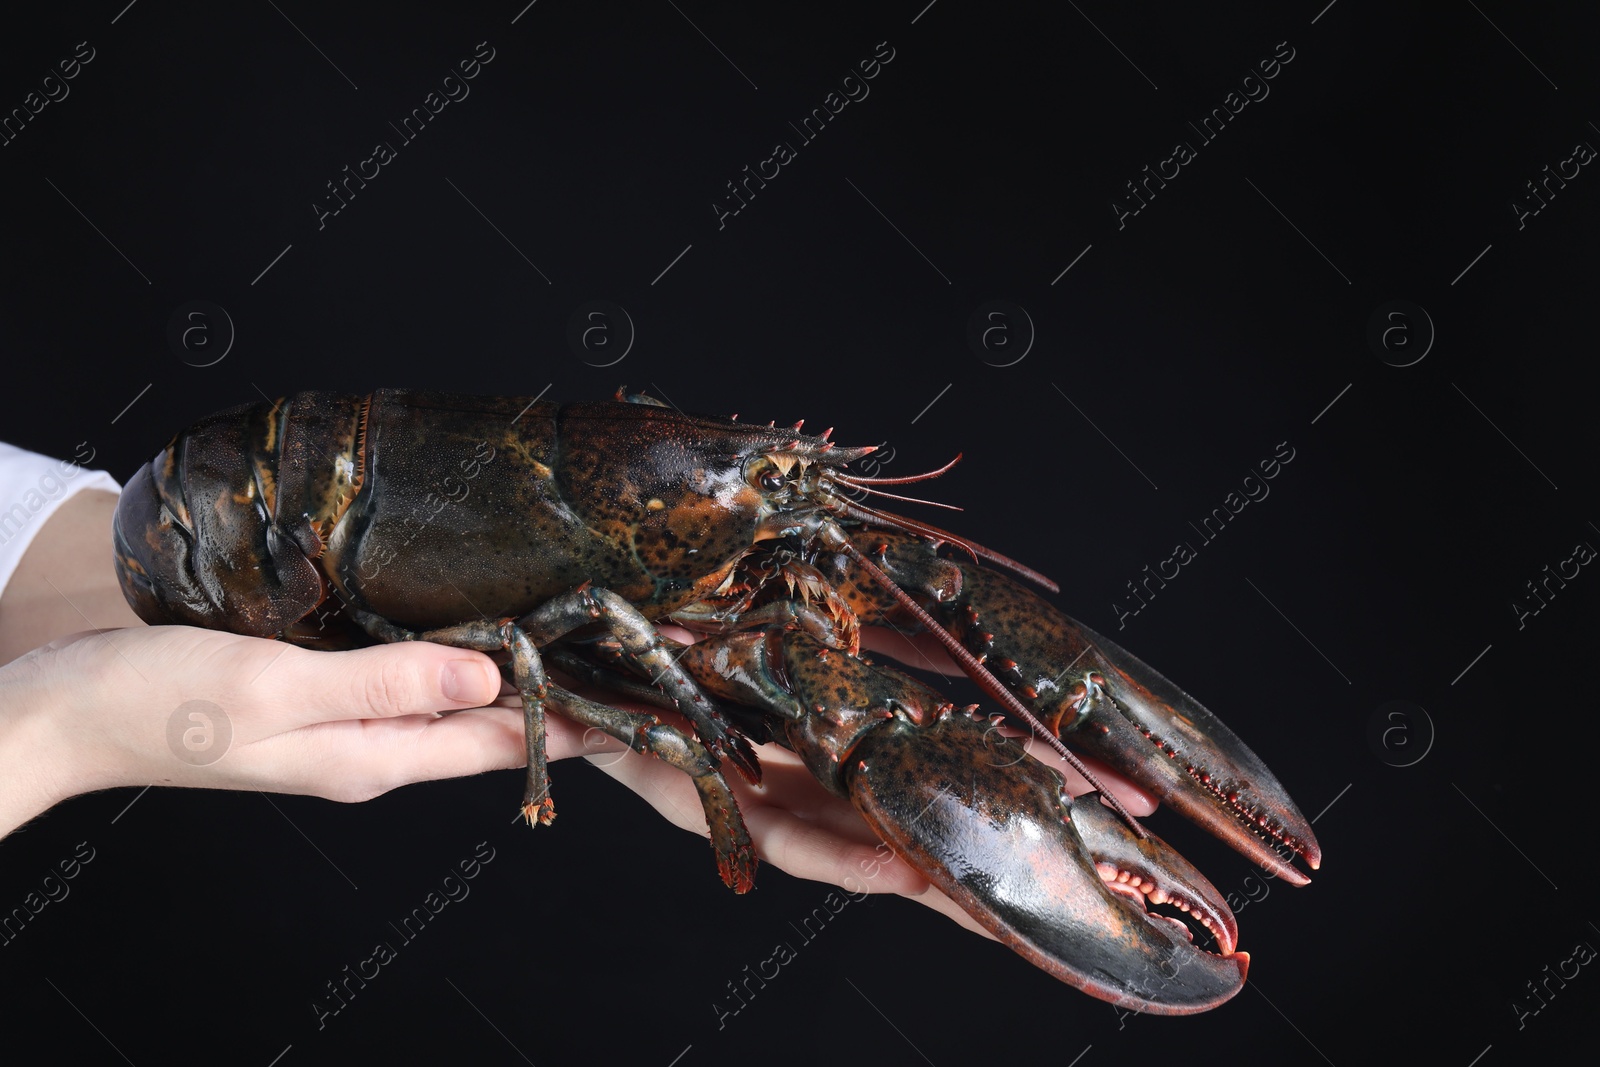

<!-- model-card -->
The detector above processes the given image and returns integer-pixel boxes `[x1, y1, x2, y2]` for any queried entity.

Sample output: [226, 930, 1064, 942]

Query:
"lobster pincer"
[821, 530, 1322, 885]
[680, 626, 1249, 1014]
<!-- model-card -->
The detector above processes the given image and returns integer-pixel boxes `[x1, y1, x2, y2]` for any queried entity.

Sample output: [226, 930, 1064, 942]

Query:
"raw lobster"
[112, 389, 1320, 1013]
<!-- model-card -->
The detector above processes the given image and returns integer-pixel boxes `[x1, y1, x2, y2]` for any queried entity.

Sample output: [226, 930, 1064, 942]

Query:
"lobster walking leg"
[543, 684, 756, 892]
[349, 604, 758, 890]
[349, 611, 558, 824]
[516, 587, 761, 783]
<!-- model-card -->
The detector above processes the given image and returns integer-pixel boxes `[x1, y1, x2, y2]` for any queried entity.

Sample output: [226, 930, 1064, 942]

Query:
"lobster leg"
[348, 606, 757, 890]
[350, 611, 559, 825]
[826, 531, 1321, 883]
[543, 646, 680, 716]
[352, 589, 766, 787]
[679, 626, 1248, 1013]
[543, 684, 756, 892]
[350, 585, 762, 794]
[514, 586, 762, 783]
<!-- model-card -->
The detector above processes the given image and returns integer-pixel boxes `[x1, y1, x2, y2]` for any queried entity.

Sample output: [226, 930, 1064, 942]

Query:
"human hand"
[0, 624, 519, 835]
[0, 618, 1154, 942]
[561, 622, 1157, 938]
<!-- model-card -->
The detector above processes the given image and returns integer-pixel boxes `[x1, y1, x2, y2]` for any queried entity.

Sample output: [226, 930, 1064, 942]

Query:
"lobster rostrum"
[112, 389, 1320, 1014]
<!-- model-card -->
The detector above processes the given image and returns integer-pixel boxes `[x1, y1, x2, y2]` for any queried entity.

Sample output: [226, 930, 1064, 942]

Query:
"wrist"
[0, 656, 91, 837]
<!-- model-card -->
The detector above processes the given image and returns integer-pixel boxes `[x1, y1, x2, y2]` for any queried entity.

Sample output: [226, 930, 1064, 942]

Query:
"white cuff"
[0, 442, 123, 598]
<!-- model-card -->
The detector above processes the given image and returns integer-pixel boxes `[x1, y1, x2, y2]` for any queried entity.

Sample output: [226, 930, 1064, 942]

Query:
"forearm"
[0, 488, 143, 834]
[0, 489, 143, 665]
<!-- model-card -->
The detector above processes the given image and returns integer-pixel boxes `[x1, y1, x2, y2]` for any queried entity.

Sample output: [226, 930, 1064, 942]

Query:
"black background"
[2, 2, 1596, 1064]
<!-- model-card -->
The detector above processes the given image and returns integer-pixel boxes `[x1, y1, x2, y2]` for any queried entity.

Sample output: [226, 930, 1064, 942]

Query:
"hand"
[0, 624, 516, 834]
[563, 622, 1157, 938]
[0, 488, 1156, 937]
[0, 618, 1155, 942]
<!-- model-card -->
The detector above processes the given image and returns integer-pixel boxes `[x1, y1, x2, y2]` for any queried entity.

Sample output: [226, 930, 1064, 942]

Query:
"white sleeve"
[0, 442, 123, 597]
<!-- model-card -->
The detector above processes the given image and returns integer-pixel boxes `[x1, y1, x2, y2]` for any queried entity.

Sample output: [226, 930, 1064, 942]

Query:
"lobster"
[111, 389, 1320, 1014]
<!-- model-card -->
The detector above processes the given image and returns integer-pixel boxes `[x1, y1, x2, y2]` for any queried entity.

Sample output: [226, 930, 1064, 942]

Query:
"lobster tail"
[113, 393, 368, 637]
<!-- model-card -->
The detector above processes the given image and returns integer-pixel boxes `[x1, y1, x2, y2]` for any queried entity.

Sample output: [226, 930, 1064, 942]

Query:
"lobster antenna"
[837, 453, 964, 485]
[837, 538, 1149, 839]
[840, 499, 983, 563]
[831, 478, 964, 511]
[840, 500, 1060, 595]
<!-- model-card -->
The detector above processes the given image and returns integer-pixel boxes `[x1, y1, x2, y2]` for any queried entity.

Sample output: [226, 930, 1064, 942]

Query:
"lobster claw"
[837, 533, 1321, 885]
[1053, 621, 1322, 885]
[700, 629, 1252, 1013]
[680, 624, 1249, 1010]
[845, 707, 1247, 1014]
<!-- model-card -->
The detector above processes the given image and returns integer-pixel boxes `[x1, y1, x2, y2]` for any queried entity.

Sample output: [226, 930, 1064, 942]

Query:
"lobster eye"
[745, 456, 793, 494]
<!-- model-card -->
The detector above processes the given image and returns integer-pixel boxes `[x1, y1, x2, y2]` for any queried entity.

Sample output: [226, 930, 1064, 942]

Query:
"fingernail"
[443, 659, 495, 704]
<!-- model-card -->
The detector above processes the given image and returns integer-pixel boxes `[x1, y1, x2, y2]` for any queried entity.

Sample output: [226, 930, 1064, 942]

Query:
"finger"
[475, 688, 712, 775]
[656, 623, 698, 645]
[1010, 733, 1157, 815]
[859, 626, 962, 676]
[736, 803, 992, 941]
[286, 708, 527, 797]
[553, 692, 886, 850]
[587, 741, 997, 939]
[739, 801, 931, 898]
[573, 721, 879, 855]
[37, 627, 127, 654]
[582, 741, 725, 838]
[283, 694, 704, 805]
[731, 757, 886, 849]
[888, 878, 999, 940]
[427, 704, 619, 767]
[271, 641, 502, 726]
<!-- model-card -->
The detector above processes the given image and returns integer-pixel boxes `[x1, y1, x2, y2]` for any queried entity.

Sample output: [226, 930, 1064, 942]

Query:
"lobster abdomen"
[114, 390, 773, 643]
